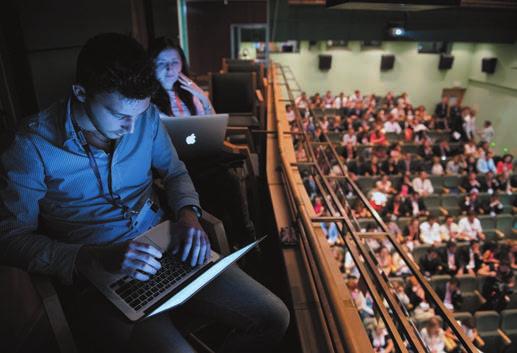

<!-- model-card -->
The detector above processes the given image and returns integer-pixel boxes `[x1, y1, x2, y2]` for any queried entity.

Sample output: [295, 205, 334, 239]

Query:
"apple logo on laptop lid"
[186, 133, 196, 145]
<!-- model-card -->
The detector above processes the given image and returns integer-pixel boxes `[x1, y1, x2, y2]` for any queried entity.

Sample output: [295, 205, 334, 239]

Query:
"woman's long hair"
[149, 37, 196, 116]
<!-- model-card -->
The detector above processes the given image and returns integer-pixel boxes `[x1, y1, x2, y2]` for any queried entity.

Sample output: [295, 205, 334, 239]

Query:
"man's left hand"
[170, 207, 211, 267]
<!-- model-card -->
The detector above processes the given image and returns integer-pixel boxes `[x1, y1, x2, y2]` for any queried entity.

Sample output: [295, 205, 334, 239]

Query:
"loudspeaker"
[380, 55, 395, 71]
[482, 58, 497, 74]
[439, 54, 454, 70]
[318, 55, 332, 71]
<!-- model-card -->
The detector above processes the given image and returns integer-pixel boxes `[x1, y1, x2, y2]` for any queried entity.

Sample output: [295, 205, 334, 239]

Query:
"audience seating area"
[291, 89, 517, 353]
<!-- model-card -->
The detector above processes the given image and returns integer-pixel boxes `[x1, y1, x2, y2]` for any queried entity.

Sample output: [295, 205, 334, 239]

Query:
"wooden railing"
[266, 63, 373, 352]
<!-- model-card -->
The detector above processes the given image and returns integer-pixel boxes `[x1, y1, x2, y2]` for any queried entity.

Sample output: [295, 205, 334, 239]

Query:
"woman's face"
[154, 48, 182, 90]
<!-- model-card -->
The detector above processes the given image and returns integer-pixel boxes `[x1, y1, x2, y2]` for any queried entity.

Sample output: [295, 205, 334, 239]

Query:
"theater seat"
[0, 267, 77, 353]
[453, 311, 472, 324]
[457, 292, 484, 313]
[456, 274, 478, 293]
[501, 309, 517, 353]
[430, 274, 450, 292]
[209, 72, 261, 129]
[475, 311, 511, 353]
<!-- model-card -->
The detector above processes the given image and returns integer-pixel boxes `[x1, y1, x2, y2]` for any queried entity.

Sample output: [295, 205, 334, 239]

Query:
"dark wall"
[15, 0, 134, 110]
[152, 0, 179, 42]
[187, 1, 267, 75]
[2, 0, 178, 115]
[270, 0, 517, 43]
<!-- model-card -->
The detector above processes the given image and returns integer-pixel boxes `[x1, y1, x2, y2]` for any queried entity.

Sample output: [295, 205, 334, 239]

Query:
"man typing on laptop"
[0, 33, 288, 353]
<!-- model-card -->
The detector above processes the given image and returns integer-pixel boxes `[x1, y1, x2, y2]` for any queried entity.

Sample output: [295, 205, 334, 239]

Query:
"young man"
[0, 33, 288, 353]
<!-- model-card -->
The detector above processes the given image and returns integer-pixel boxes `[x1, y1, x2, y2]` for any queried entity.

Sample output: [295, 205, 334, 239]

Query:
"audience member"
[437, 277, 463, 311]
[431, 156, 445, 176]
[440, 217, 460, 242]
[476, 151, 496, 174]
[369, 320, 394, 353]
[419, 247, 444, 276]
[484, 194, 504, 216]
[459, 189, 484, 215]
[478, 120, 495, 143]
[405, 192, 429, 218]
[440, 241, 461, 275]
[420, 215, 443, 245]
[458, 211, 485, 241]
[420, 317, 446, 353]
[412, 171, 434, 196]
[496, 154, 513, 175]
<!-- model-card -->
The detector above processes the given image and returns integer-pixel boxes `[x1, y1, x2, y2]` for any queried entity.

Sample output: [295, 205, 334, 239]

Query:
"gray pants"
[59, 265, 289, 353]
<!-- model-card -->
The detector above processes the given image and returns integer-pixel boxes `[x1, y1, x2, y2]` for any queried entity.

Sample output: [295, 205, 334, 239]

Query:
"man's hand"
[170, 207, 211, 267]
[76, 241, 163, 281]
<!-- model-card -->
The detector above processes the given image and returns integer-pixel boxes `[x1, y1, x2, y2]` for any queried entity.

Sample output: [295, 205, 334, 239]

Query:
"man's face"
[85, 91, 150, 139]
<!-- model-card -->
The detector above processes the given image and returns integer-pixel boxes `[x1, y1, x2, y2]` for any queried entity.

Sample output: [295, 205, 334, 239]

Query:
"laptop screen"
[148, 240, 258, 317]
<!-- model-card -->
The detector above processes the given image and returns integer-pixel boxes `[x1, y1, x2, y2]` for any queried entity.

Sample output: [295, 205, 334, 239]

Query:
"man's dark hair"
[76, 33, 158, 99]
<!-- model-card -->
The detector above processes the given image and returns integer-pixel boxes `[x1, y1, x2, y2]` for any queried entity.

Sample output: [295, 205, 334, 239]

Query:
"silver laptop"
[160, 114, 229, 160]
[82, 221, 265, 322]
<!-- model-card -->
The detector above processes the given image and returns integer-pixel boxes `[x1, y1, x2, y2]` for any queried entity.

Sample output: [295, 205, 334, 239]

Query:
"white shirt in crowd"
[412, 177, 434, 195]
[384, 120, 402, 134]
[334, 96, 347, 109]
[420, 328, 446, 353]
[295, 96, 308, 109]
[458, 217, 483, 240]
[342, 133, 357, 146]
[420, 222, 442, 244]
[440, 222, 459, 240]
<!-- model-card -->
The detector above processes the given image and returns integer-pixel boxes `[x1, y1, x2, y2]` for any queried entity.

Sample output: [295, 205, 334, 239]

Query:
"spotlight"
[388, 27, 405, 37]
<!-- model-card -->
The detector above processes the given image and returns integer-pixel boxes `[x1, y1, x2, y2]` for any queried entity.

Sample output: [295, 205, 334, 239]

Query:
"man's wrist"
[178, 205, 202, 220]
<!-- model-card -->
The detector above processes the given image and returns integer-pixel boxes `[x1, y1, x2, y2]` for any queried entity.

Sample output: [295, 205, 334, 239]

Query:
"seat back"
[457, 292, 482, 313]
[457, 274, 478, 293]
[501, 309, 517, 331]
[0, 266, 77, 353]
[496, 214, 513, 234]
[475, 311, 500, 332]
[430, 274, 451, 292]
[209, 72, 257, 115]
[227, 62, 264, 89]
[479, 215, 496, 230]
[453, 311, 473, 325]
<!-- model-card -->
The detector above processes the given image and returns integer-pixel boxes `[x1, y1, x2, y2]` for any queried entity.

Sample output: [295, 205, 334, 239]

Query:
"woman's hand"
[178, 73, 206, 100]
[178, 73, 214, 114]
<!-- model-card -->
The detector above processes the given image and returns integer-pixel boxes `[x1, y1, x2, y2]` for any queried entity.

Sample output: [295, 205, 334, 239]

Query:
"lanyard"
[70, 113, 137, 219]
[174, 94, 184, 115]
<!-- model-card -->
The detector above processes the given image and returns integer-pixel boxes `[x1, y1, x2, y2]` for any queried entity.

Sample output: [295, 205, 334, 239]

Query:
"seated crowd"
[293, 89, 516, 353]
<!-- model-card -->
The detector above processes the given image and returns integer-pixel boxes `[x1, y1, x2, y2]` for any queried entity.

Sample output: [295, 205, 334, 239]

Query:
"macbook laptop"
[82, 220, 265, 322]
[160, 114, 229, 160]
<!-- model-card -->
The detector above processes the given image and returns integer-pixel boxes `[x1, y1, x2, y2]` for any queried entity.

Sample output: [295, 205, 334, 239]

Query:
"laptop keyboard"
[110, 255, 195, 311]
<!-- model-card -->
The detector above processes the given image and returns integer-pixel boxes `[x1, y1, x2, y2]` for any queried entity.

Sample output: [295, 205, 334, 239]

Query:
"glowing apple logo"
[186, 133, 196, 145]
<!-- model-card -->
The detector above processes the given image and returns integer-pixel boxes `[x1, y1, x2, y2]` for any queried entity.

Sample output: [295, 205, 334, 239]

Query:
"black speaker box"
[380, 55, 395, 71]
[319, 55, 332, 71]
[439, 54, 454, 70]
[482, 58, 497, 74]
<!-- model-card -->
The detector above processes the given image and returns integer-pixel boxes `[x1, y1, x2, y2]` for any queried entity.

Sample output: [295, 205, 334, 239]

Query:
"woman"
[496, 154, 513, 175]
[369, 320, 394, 353]
[420, 317, 446, 353]
[150, 38, 214, 117]
[149, 38, 255, 249]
